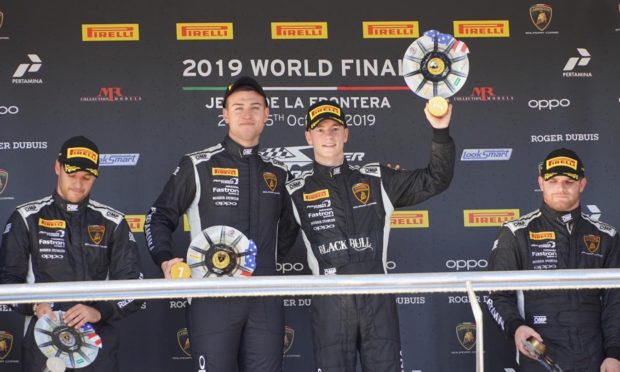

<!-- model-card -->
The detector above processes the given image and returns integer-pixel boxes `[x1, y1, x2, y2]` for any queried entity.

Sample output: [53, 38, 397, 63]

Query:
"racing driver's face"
[305, 119, 349, 167]
[538, 175, 586, 212]
[223, 90, 269, 147]
[55, 160, 96, 204]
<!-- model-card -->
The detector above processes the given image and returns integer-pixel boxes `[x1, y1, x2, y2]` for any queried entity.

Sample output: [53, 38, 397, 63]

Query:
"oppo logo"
[0, 106, 19, 115]
[445, 259, 488, 271]
[276, 262, 305, 273]
[528, 98, 570, 110]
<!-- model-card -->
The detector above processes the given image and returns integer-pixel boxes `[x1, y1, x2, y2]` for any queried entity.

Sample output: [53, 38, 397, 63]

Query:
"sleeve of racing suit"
[381, 127, 455, 207]
[602, 232, 620, 359]
[485, 227, 526, 339]
[276, 188, 299, 262]
[145, 156, 197, 267]
[90, 219, 145, 322]
[0, 211, 37, 315]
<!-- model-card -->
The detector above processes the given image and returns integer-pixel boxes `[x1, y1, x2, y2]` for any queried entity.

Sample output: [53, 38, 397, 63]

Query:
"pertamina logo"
[212, 168, 238, 177]
[67, 147, 98, 163]
[271, 22, 328, 39]
[303, 189, 330, 202]
[125, 215, 145, 233]
[38, 219, 66, 229]
[464, 209, 519, 227]
[363, 21, 419, 38]
[391, 211, 429, 228]
[177, 23, 233, 40]
[454, 20, 510, 37]
[563, 48, 592, 78]
[529, 231, 556, 240]
[82, 24, 139, 41]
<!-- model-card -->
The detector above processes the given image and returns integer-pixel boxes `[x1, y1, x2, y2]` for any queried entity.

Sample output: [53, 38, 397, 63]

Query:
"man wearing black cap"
[0, 136, 143, 371]
[145, 77, 297, 371]
[285, 100, 455, 371]
[486, 148, 620, 371]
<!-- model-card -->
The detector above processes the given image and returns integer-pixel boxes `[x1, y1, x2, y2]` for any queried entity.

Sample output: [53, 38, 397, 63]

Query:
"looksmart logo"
[461, 149, 512, 161]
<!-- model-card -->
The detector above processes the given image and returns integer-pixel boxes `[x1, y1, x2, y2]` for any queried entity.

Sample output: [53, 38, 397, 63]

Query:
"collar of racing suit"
[313, 159, 352, 178]
[540, 202, 581, 229]
[222, 135, 259, 159]
[52, 190, 89, 214]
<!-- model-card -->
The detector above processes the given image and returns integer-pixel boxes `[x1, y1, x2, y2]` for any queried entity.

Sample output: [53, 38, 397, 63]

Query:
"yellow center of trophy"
[213, 251, 231, 269]
[170, 262, 191, 279]
[427, 57, 445, 76]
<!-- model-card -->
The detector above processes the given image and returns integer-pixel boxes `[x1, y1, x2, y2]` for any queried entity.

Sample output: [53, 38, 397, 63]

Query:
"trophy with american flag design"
[402, 30, 470, 117]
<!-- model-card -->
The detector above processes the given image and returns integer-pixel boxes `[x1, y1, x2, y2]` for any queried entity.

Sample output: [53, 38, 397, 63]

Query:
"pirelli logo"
[546, 156, 577, 170]
[303, 189, 330, 201]
[464, 209, 519, 227]
[453, 20, 510, 37]
[38, 218, 66, 229]
[176, 23, 233, 40]
[390, 211, 429, 228]
[67, 147, 98, 163]
[363, 21, 419, 38]
[309, 104, 341, 120]
[183, 214, 190, 232]
[82, 24, 140, 41]
[271, 22, 328, 39]
[125, 215, 145, 233]
[212, 167, 239, 177]
[529, 231, 556, 240]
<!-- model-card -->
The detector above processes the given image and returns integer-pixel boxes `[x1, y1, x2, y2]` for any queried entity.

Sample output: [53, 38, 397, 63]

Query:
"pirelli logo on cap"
[363, 21, 419, 38]
[67, 147, 98, 163]
[529, 231, 556, 240]
[303, 189, 330, 201]
[271, 22, 328, 39]
[38, 218, 66, 229]
[309, 104, 341, 120]
[82, 24, 140, 41]
[546, 156, 578, 170]
[125, 215, 145, 233]
[464, 209, 519, 227]
[391, 211, 429, 228]
[212, 168, 239, 177]
[453, 20, 510, 37]
[176, 23, 233, 40]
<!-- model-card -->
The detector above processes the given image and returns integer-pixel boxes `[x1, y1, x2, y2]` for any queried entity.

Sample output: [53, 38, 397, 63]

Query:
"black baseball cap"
[306, 100, 347, 131]
[539, 148, 585, 181]
[222, 76, 268, 107]
[57, 136, 100, 177]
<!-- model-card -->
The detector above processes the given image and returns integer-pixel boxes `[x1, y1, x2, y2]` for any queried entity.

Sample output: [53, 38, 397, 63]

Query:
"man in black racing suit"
[0, 136, 143, 371]
[286, 100, 455, 372]
[145, 77, 297, 372]
[486, 148, 620, 371]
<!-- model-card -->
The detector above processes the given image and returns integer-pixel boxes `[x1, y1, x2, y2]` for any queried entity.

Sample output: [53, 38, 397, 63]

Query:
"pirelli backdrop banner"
[1, 0, 620, 371]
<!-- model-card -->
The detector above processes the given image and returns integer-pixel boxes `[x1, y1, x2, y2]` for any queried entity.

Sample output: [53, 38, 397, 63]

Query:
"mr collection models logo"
[80, 87, 142, 102]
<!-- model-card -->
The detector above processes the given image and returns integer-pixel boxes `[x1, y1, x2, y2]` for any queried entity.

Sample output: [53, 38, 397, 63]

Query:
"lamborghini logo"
[263, 172, 277, 192]
[88, 225, 105, 245]
[352, 182, 370, 204]
[584, 234, 601, 253]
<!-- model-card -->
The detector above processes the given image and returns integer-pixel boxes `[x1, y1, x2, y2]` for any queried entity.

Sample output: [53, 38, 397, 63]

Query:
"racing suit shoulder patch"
[259, 155, 288, 172]
[188, 144, 225, 165]
[503, 209, 541, 234]
[88, 200, 124, 225]
[17, 196, 53, 219]
[582, 214, 617, 237]
[358, 162, 381, 178]
[286, 171, 313, 194]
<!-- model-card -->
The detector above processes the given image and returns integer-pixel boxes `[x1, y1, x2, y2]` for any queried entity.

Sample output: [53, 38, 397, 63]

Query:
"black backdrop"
[1, 1, 620, 370]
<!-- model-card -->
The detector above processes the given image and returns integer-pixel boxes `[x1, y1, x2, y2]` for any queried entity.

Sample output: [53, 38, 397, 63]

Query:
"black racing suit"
[145, 136, 297, 372]
[0, 192, 143, 372]
[285, 128, 455, 372]
[486, 203, 620, 371]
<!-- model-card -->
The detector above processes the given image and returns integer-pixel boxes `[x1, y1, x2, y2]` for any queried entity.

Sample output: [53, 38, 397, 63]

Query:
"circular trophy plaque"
[34, 311, 101, 369]
[402, 29, 470, 116]
[186, 225, 257, 278]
